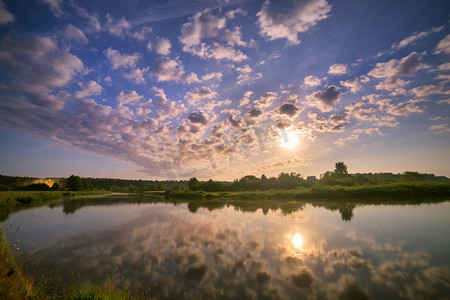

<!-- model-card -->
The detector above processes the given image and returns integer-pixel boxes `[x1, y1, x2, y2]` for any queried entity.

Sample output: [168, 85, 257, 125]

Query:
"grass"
[0, 226, 33, 299]
[166, 182, 450, 201]
[0, 190, 111, 299]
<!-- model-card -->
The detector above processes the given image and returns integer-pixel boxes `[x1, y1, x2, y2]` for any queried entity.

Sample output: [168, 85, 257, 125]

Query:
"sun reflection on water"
[292, 233, 303, 249]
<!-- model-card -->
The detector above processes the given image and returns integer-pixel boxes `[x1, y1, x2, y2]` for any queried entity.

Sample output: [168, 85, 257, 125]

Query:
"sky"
[0, 0, 449, 181]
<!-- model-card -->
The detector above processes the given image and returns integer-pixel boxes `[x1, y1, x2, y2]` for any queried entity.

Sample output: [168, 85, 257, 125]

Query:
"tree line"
[187, 162, 450, 192]
[0, 162, 448, 192]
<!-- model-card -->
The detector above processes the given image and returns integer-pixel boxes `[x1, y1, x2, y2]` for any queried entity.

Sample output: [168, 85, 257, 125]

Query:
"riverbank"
[0, 190, 111, 299]
[165, 182, 450, 201]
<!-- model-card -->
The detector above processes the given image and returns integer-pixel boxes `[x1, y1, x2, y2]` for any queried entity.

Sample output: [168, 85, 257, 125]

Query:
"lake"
[2, 195, 450, 299]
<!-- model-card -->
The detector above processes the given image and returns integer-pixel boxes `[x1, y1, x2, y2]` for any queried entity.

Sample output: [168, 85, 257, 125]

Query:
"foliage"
[67, 175, 83, 191]
[401, 171, 425, 182]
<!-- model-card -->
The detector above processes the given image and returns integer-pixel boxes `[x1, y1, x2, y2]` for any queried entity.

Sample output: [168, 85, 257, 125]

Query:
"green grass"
[167, 182, 450, 201]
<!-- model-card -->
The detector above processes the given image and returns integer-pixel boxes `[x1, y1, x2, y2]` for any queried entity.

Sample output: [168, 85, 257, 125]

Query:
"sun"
[292, 233, 303, 249]
[279, 129, 300, 149]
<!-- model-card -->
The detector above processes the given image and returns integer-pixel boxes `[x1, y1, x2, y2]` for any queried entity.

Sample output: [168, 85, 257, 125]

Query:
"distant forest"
[1, 162, 449, 192]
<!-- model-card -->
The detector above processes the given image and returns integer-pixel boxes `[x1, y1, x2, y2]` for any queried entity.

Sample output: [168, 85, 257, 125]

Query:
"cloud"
[179, 9, 248, 62]
[123, 67, 149, 84]
[152, 57, 198, 83]
[258, 158, 306, 171]
[185, 86, 217, 105]
[155, 37, 172, 55]
[328, 63, 348, 75]
[179, 8, 226, 47]
[0, 35, 84, 93]
[386, 101, 426, 116]
[303, 75, 321, 87]
[247, 108, 263, 118]
[43, 0, 63, 17]
[151, 87, 168, 107]
[391, 26, 444, 50]
[256, 0, 331, 45]
[255, 92, 277, 108]
[187, 42, 248, 62]
[132, 26, 153, 41]
[226, 8, 247, 19]
[201, 72, 222, 82]
[375, 77, 409, 91]
[188, 111, 209, 125]
[429, 123, 450, 134]
[434, 34, 450, 55]
[235, 65, 263, 85]
[64, 24, 88, 44]
[369, 52, 429, 78]
[309, 112, 349, 132]
[0, 0, 14, 25]
[410, 84, 450, 98]
[308, 85, 341, 111]
[105, 48, 141, 69]
[277, 103, 300, 117]
[239, 91, 253, 107]
[341, 77, 369, 93]
[106, 14, 131, 38]
[75, 81, 103, 98]
[117, 90, 143, 106]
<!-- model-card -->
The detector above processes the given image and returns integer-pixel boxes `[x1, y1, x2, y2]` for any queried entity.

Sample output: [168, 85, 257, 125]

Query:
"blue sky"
[0, 0, 449, 180]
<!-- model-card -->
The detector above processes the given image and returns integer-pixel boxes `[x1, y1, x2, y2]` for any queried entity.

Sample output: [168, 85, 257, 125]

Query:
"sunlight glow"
[279, 129, 300, 149]
[292, 233, 303, 249]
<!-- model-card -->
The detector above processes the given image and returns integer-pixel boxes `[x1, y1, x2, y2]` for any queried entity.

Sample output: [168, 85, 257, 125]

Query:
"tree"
[50, 182, 61, 191]
[401, 171, 424, 182]
[66, 175, 83, 191]
[334, 162, 349, 177]
[188, 177, 199, 191]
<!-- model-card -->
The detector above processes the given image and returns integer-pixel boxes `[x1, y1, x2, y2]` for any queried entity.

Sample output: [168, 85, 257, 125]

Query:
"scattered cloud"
[155, 37, 172, 56]
[391, 26, 444, 51]
[117, 90, 143, 106]
[64, 24, 88, 44]
[75, 81, 103, 98]
[308, 85, 341, 111]
[43, 0, 63, 17]
[106, 14, 131, 38]
[277, 103, 301, 117]
[328, 63, 348, 75]
[152, 57, 198, 83]
[188, 111, 209, 125]
[303, 75, 321, 87]
[369, 52, 429, 78]
[256, 0, 331, 44]
[185, 86, 217, 105]
[434, 34, 450, 55]
[105, 48, 141, 69]
[429, 123, 450, 134]
[0, 0, 14, 25]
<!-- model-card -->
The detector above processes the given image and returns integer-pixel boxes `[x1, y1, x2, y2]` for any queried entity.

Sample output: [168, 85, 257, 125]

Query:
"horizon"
[1, 0, 450, 181]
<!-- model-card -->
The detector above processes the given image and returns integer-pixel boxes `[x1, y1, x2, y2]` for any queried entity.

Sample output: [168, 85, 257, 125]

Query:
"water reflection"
[2, 196, 450, 299]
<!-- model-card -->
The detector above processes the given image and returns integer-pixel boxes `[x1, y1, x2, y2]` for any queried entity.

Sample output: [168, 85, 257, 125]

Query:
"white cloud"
[185, 86, 217, 105]
[201, 72, 222, 82]
[386, 101, 426, 116]
[123, 67, 149, 84]
[328, 63, 348, 75]
[151, 87, 169, 107]
[152, 57, 198, 83]
[434, 34, 450, 55]
[132, 27, 153, 41]
[0, 35, 84, 93]
[105, 48, 141, 69]
[43, 0, 63, 17]
[226, 8, 247, 19]
[106, 14, 131, 38]
[410, 84, 450, 98]
[65, 24, 88, 44]
[179, 8, 226, 47]
[75, 81, 103, 98]
[391, 26, 444, 50]
[429, 123, 450, 134]
[341, 77, 368, 93]
[235, 65, 262, 85]
[179, 9, 248, 62]
[369, 52, 429, 78]
[0, 0, 14, 25]
[303, 75, 321, 86]
[155, 37, 171, 56]
[256, 0, 331, 45]
[239, 91, 253, 107]
[375, 77, 409, 91]
[117, 90, 143, 106]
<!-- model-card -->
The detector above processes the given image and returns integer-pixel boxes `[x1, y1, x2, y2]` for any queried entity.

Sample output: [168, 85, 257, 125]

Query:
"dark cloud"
[277, 103, 300, 117]
[248, 108, 263, 117]
[188, 111, 209, 125]
[311, 85, 341, 106]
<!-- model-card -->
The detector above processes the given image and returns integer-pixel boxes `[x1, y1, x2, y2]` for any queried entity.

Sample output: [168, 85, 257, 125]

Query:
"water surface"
[3, 196, 450, 299]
